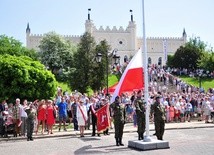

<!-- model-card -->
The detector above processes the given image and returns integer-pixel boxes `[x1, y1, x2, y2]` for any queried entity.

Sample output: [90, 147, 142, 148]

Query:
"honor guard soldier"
[134, 90, 146, 140]
[110, 96, 125, 146]
[25, 104, 37, 141]
[150, 96, 166, 140]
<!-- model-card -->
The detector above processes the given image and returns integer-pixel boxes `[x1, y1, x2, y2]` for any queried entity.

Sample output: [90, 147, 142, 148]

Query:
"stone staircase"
[156, 80, 177, 93]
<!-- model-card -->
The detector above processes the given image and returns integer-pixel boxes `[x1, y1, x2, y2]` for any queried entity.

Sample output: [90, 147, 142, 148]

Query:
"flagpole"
[142, 0, 151, 142]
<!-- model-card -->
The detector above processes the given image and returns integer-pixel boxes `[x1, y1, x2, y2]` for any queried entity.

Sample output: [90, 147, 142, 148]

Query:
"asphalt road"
[0, 128, 214, 155]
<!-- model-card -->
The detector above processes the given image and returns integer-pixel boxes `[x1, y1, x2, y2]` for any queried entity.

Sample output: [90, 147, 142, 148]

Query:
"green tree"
[39, 32, 76, 81]
[198, 51, 214, 72]
[166, 55, 174, 67]
[0, 55, 57, 102]
[0, 35, 38, 60]
[168, 37, 205, 69]
[90, 40, 110, 92]
[70, 32, 97, 93]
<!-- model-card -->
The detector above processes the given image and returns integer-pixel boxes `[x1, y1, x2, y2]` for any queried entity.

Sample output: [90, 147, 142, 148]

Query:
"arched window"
[124, 55, 128, 63]
[148, 57, 152, 64]
[158, 57, 162, 66]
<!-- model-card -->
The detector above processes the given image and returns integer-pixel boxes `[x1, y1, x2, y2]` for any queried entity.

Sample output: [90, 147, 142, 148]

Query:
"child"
[169, 105, 175, 122]
[197, 105, 202, 121]
[25, 105, 37, 141]
[180, 105, 185, 122]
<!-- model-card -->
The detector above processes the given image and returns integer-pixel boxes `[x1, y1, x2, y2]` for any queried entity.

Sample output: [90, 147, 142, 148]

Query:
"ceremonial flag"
[110, 49, 144, 103]
[97, 104, 110, 133]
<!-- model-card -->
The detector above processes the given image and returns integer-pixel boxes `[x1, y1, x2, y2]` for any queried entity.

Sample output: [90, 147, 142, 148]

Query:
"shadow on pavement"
[74, 145, 105, 155]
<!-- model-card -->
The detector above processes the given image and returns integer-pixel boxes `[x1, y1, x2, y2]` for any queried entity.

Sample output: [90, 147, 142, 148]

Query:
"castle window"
[124, 55, 128, 63]
[158, 57, 162, 66]
[148, 57, 152, 64]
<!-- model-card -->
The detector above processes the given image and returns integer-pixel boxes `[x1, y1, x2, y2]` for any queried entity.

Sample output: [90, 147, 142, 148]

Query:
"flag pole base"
[128, 139, 170, 151]
[143, 135, 152, 142]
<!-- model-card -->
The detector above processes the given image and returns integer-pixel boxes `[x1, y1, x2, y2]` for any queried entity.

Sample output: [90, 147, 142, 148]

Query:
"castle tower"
[182, 28, 187, 43]
[85, 8, 94, 34]
[26, 23, 31, 47]
[126, 10, 137, 51]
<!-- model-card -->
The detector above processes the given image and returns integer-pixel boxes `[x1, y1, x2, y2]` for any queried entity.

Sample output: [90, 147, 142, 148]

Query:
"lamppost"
[198, 69, 204, 92]
[199, 72, 202, 89]
[96, 49, 120, 96]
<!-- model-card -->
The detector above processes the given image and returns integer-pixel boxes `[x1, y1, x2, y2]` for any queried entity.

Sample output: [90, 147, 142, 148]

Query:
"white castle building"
[26, 10, 187, 65]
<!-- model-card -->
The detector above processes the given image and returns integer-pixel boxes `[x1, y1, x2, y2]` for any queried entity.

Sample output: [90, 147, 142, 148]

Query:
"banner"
[163, 39, 168, 62]
[97, 104, 110, 133]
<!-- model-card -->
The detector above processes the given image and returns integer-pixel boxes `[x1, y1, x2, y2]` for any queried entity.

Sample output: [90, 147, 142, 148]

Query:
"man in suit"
[89, 98, 100, 137]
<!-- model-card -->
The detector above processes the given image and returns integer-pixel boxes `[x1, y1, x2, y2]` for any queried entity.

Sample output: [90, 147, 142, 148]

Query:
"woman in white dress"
[76, 98, 88, 137]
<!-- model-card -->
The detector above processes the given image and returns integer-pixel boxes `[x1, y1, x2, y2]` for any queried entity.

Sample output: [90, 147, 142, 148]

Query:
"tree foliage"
[0, 35, 38, 60]
[198, 51, 214, 72]
[39, 32, 76, 81]
[0, 55, 57, 102]
[70, 32, 97, 93]
[167, 37, 205, 69]
[90, 40, 110, 91]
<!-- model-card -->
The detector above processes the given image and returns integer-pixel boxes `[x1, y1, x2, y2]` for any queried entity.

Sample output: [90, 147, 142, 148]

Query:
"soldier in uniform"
[134, 90, 146, 140]
[150, 96, 165, 140]
[110, 96, 125, 146]
[25, 104, 37, 141]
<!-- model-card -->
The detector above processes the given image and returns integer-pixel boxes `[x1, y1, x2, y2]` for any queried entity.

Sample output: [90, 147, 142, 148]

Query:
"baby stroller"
[2, 111, 15, 138]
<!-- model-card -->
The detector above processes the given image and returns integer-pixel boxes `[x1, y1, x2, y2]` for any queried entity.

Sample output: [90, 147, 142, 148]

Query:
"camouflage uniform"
[134, 97, 146, 140]
[25, 107, 36, 141]
[151, 99, 165, 140]
[110, 97, 125, 146]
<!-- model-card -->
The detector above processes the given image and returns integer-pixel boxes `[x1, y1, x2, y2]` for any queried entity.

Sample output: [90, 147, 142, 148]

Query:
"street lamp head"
[113, 54, 120, 64]
[95, 53, 102, 63]
[112, 48, 118, 55]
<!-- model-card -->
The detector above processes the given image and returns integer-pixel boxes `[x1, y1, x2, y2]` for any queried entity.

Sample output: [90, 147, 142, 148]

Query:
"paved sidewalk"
[1, 121, 214, 142]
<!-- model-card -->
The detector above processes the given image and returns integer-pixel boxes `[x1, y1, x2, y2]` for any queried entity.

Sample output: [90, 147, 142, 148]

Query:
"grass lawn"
[108, 74, 119, 86]
[178, 76, 214, 91]
[56, 74, 119, 96]
[57, 82, 72, 93]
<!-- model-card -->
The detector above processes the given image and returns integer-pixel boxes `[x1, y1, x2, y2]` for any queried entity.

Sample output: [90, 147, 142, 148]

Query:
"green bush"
[0, 55, 57, 102]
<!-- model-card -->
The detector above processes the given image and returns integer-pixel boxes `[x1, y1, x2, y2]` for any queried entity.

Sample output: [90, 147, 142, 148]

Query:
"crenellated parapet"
[62, 34, 81, 38]
[30, 34, 43, 37]
[92, 25, 128, 33]
[144, 36, 183, 40]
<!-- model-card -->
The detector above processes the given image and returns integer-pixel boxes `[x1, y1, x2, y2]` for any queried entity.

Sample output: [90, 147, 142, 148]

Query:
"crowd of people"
[0, 65, 213, 145]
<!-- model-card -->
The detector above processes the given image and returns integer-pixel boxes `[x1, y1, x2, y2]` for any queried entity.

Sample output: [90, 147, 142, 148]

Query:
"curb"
[1, 125, 214, 142]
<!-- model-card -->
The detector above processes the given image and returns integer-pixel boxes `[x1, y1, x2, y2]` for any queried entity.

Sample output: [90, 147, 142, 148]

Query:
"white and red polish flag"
[110, 49, 144, 103]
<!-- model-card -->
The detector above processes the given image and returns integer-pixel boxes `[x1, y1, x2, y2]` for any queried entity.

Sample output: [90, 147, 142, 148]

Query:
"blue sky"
[0, 0, 213, 49]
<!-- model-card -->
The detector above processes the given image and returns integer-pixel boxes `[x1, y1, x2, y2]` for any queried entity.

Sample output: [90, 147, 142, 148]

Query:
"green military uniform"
[110, 97, 125, 146]
[150, 98, 165, 140]
[134, 97, 146, 140]
[25, 107, 36, 141]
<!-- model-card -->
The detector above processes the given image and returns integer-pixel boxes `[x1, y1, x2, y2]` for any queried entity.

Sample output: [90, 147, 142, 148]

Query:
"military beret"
[155, 96, 161, 100]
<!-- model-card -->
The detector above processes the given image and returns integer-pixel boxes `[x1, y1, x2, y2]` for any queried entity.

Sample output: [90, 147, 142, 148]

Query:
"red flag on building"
[97, 104, 110, 133]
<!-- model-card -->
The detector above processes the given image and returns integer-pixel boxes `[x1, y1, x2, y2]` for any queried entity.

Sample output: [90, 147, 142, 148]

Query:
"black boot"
[119, 138, 124, 146]
[138, 133, 141, 140]
[141, 133, 144, 140]
[105, 129, 110, 135]
[115, 138, 119, 146]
